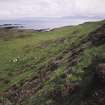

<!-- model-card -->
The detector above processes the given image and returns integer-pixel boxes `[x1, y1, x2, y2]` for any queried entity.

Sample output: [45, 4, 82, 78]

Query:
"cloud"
[0, 0, 105, 19]
[76, 0, 105, 16]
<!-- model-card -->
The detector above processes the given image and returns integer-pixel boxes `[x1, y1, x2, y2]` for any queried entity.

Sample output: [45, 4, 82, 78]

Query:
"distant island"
[0, 23, 53, 32]
[0, 24, 23, 29]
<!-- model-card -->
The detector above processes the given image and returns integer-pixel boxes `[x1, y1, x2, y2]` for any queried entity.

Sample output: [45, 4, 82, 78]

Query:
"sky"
[0, 0, 105, 19]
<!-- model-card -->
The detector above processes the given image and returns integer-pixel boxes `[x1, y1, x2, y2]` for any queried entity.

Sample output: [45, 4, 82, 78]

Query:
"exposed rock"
[95, 63, 105, 84]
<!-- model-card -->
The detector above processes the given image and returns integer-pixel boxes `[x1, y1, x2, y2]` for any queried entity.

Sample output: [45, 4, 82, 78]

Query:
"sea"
[0, 17, 103, 30]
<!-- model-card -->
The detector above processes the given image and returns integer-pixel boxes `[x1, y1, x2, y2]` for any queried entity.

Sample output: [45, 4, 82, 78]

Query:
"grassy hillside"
[0, 20, 105, 105]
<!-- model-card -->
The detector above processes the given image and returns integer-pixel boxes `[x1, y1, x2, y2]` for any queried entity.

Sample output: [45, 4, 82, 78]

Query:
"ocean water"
[0, 18, 102, 30]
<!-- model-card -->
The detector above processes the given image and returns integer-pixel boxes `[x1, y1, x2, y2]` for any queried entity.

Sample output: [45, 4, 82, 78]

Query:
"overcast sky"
[0, 0, 105, 19]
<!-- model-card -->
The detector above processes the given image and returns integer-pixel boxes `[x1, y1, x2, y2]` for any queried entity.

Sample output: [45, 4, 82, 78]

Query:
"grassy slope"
[0, 20, 105, 104]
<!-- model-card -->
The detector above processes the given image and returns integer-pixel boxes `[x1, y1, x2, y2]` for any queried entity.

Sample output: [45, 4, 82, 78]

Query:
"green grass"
[0, 20, 105, 104]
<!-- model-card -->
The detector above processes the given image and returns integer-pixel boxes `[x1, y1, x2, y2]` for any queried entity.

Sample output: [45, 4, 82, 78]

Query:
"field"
[0, 20, 105, 105]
